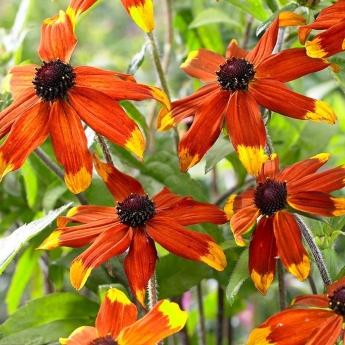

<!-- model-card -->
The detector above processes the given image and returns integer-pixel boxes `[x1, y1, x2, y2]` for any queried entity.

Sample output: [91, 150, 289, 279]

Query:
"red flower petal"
[226, 39, 248, 59]
[8, 64, 38, 99]
[66, 0, 98, 30]
[291, 294, 329, 308]
[256, 154, 280, 183]
[61, 326, 97, 345]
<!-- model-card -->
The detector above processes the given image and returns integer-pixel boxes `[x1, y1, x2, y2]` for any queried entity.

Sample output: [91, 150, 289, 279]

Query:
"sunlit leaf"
[224, 0, 268, 21]
[189, 8, 241, 29]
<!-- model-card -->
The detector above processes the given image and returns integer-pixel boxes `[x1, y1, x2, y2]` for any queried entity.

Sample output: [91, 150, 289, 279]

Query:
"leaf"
[224, 0, 268, 21]
[22, 160, 39, 210]
[0, 203, 72, 274]
[126, 42, 147, 75]
[226, 248, 249, 305]
[330, 57, 345, 95]
[321, 247, 338, 282]
[189, 8, 241, 29]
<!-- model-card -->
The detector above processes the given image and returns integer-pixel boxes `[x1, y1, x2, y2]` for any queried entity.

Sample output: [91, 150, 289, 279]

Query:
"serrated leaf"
[321, 247, 338, 281]
[0, 203, 72, 274]
[189, 8, 241, 29]
[226, 248, 249, 305]
[127, 42, 147, 75]
[225, 0, 268, 21]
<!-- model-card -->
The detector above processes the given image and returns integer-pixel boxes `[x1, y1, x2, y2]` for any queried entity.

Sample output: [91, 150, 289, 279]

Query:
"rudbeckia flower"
[60, 287, 188, 345]
[119, 0, 154, 32]
[247, 276, 345, 345]
[0, 8, 169, 194]
[38, 154, 227, 306]
[225, 153, 345, 294]
[157, 12, 337, 176]
[66, 0, 98, 29]
[299, 0, 345, 58]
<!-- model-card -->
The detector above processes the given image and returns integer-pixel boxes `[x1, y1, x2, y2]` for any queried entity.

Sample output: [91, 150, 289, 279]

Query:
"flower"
[246, 276, 345, 345]
[299, 0, 345, 58]
[0, 6, 169, 194]
[38, 153, 227, 306]
[224, 153, 345, 294]
[59, 287, 188, 345]
[119, 0, 154, 32]
[157, 12, 337, 176]
[66, 0, 98, 30]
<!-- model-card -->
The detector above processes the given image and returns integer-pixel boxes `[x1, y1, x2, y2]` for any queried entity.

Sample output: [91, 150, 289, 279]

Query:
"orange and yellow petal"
[273, 211, 310, 281]
[96, 288, 137, 339]
[0, 101, 50, 180]
[249, 217, 278, 295]
[257, 154, 279, 183]
[66, 0, 98, 30]
[8, 64, 38, 98]
[59, 326, 98, 345]
[119, 0, 154, 32]
[249, 79, 337, 124]
[291, 294, 329, 308]
[124, 228, 157, 307]
[147, 216, 227, 271]
[181, 49, 224, 82]
[226, 39, 248, 59]
[117, 299, 187, 345]
[226, 90, 267, 177]
[38, 10, 77, 63]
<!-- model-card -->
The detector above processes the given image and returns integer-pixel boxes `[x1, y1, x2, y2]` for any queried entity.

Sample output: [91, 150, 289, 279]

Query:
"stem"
[293, 214, 332, 287]
[308, 274, 318, 294]
[216, 284, 224, 345]
[34, 147, 88, 205]
[96, 134, 113, 165]
[277, 259, 286, 310]
[197, 283, 207, 345]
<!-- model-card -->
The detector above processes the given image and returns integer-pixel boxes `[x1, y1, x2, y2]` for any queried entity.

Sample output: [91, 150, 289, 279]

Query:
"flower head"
[60, 287, 188, 345]
[0, 5, 169, 194]
[247, 276, 345, 345]
[38, 154, 227, 306]
[157, 12, 336, 176]
[225, 153, 345, 294]
[299, 0, 345, 58]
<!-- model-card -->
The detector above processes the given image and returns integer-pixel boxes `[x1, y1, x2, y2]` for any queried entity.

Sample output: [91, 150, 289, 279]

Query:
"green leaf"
[330, 57, 345, 95]
[0, 293, 99, 345]
[226, 248, 249, 305]
[321, 247, 339, 281]
[224, 0, 268, 21]
[263, 0, 278, 12]
[22, 160, 39, 210]
[0, 203, 72, 274]
[189, 8, 241, 29]
[126, 42, 147, 75]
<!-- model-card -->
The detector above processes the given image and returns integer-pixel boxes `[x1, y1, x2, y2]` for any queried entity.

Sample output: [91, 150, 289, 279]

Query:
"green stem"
[148, 272, 159, 309]
[197, 283, 207, 345]
[96, 134, 113, 165]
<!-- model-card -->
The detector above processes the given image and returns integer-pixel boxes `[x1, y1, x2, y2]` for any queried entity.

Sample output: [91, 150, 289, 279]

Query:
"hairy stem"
[277, 259, 286, 310]
[197, 283, 207, 345]
[96, 134, 113, 165]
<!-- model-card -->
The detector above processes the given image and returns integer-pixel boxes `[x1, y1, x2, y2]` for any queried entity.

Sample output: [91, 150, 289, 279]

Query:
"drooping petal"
[156, 84, 219, 130]
[249, 79, 337, 124]
[180, 49, 224, 82]
[38, 10, 77, 63]
[96, 288, 137, 339]
[153, 187, 192, 209]
[249, 216, 278, 295]
[119, 0, 154, 33]
[70, 226, 131, 290]
[225, 90, 267, 176]
[291, 294, 329, 308]
[273, 211, 310, 281]
[287, 191, 345, 217]
[117, 300, 187, 345]
[0, 101, 50, 180]
[177, 90, 229, 172]
[255, 48, 330, 83]
[59, 326, 97, 345]
[49, 100, 92, 194]
[256, 153, 279, 183]
[8, 64, 38, 98]
[124, 228, 157, 307]
[68, 87, 145, 159]
[93, 154, 145, 202]
[66, 0, 98, 30]
[226, 39, 248, 59]
[147, 216, 227, 271]
[247, 309, 342, 345]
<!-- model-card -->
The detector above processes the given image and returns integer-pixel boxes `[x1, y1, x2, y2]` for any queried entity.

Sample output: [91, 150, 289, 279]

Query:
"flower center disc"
[254, 179, 287, 216]
[32, 59, 76, 102]
[116, 193, 156, 227]
[89, 335, 118, 345]
[216, 57, 255, 92]
[328, 287, 345, 316]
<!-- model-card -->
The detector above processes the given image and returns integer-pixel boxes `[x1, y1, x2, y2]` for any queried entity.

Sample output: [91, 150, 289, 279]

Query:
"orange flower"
[247, 277, 345, 345]
[59, 287, 188, 345]
[157, 12, 336, 176]
[38, 154, 227, 306]
[0, 8, 168, 194]
[225, 153, 345, 294]
[299, 0, 345, 58]
[119, 0, 154, 32]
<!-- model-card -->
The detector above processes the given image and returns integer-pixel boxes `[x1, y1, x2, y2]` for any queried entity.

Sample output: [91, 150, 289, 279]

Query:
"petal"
[153, 187, 191, 209]
[96, 288, 137, 339]
[180, 49, 224, 82]
[38, 10, 77, 62]
[249, 217, 278, 295]
[291, 294, 329, 308]
[177, 90, 228, 172]
[287, 191, 345, 217]
[226, 39, 248, 59]
[249, 79, 337, 124]
[147, 216, 227, 271]
[124, 228, 157, 307]
[93, 154, 145, 201]
[225, 90, 267, 176]
[60, 326, 97, 345]
[230, 188, 255, 213]
[119, 0, 154, 32]
[256, 153, 280, 183]
[0, 101, 50, 179]
[69, 87, 145, 159]
[255, 48, 330, 83]
[49, 100, 92, 194]
[273, 211, 310, 281]
[8, 64, 38, 98]
[66, 0, 98, 30]
[117, 300, 187, 345]
[326, 276, 345, 296]
[156, 84, 219, 131]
